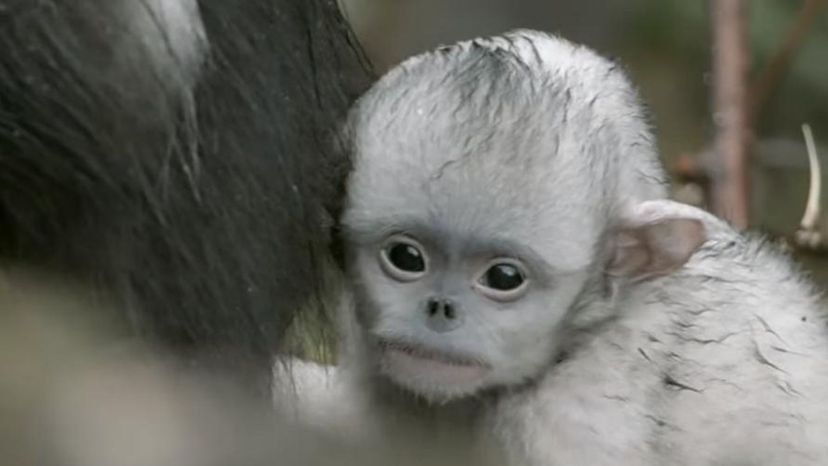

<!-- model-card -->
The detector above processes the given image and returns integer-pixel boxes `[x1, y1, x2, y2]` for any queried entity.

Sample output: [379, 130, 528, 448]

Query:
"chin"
[375, 338, 492, 402]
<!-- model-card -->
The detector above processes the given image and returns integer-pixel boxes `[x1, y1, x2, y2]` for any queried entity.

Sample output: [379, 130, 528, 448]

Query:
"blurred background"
[341, 0, 828, 283]
[2, 2, 826, 464]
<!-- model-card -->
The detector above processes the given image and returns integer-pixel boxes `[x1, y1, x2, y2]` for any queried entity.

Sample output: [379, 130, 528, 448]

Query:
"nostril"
[424, 298, 462, 333]
[443, 302, 456, 320]
[427, 298, 439, 316]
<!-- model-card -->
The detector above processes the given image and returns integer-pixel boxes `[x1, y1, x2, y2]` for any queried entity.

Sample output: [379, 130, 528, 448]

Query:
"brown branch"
[710, 0, 751, 229]
[749, 0, 828, 125]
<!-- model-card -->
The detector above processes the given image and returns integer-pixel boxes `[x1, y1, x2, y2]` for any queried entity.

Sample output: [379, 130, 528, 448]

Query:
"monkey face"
[345, 223, 593, 402]
[338, 28, 667, 402]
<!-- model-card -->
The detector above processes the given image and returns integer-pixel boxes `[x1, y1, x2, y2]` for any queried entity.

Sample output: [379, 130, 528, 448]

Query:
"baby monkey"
[329, 30, 828, 465]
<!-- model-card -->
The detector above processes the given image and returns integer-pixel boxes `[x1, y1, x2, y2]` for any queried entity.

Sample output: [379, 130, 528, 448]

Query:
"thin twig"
[794, 124, 823, 248]
[749, 0, 828, 125]
[799, 124, 821, 231]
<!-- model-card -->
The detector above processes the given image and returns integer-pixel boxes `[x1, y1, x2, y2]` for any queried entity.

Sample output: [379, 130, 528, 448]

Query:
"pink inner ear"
[609, 218, 706, 282]
[609, 230, 651, 278]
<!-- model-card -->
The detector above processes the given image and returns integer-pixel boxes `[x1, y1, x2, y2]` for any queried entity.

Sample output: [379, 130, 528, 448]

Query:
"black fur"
[0, 0, 372, 392]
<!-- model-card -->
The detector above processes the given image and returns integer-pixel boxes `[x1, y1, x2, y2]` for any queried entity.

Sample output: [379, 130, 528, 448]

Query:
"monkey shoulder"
[643, 234, 828, 464]
[272, 358, 377, 442]
[484, 231, 828, 465]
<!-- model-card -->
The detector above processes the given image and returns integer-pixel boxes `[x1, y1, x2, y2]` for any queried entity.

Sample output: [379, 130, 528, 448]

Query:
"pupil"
[388, 243, 425, 272]
[486, 264, 524, 290]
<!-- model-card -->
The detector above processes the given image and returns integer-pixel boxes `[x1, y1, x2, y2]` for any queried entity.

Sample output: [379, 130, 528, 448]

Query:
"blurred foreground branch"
[0, 269, 485, 466]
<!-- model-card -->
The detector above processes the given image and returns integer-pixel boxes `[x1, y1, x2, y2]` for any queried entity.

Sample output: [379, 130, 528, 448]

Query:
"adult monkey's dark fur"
[0, 0, 372, 392]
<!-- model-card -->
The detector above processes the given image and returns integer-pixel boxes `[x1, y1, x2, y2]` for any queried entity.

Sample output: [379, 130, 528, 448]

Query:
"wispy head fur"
[344, 31, 668, 288]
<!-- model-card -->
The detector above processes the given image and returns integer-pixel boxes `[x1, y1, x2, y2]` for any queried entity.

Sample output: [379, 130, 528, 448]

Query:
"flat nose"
[425, 297, 463, 333]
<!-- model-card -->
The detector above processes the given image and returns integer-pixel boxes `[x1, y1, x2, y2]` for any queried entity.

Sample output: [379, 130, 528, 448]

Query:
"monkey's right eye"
[388, 243, 425, 272]
[380, 236, 428, 281]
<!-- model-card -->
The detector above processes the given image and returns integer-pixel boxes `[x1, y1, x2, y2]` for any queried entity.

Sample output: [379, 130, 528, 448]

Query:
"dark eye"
[481, 263, 525, 291]
[475, 259, 530, 301]
[387, 242, 425, 273]
[379, 236, 428, 282]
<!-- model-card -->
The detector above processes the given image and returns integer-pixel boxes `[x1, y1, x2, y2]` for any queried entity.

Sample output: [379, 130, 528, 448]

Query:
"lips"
[375, 338, 490, 394]
[377, 338, 488, 368]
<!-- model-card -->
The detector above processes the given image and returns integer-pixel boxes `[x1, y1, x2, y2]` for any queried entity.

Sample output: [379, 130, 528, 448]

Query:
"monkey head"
[341, 30, 701, 402]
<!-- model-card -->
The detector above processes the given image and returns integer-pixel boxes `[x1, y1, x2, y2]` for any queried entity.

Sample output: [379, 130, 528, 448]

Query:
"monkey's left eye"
[475, 260, 529, 301]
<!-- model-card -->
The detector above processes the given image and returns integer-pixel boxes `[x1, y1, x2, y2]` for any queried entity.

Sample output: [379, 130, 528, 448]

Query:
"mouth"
[377, 339, 487, 367]
[375, 338, 491, 395]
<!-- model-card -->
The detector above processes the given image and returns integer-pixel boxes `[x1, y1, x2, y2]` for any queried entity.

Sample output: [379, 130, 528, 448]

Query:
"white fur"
[281, 202, 828, 464]
[128, 0, 207, 87]
[272, 359, 375, 440]
[489, 201, 828, 465]
[301, 30, 828, 465]
[443, 29, 666, 205]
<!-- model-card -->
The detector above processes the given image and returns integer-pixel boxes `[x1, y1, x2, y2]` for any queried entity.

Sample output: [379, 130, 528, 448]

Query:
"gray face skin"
[342, 30, 668, 401]
[348, 223, 593, 399]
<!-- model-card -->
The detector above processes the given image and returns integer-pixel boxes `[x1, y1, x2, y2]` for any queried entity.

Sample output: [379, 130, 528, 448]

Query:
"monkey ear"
[608, 204, 708, 282]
